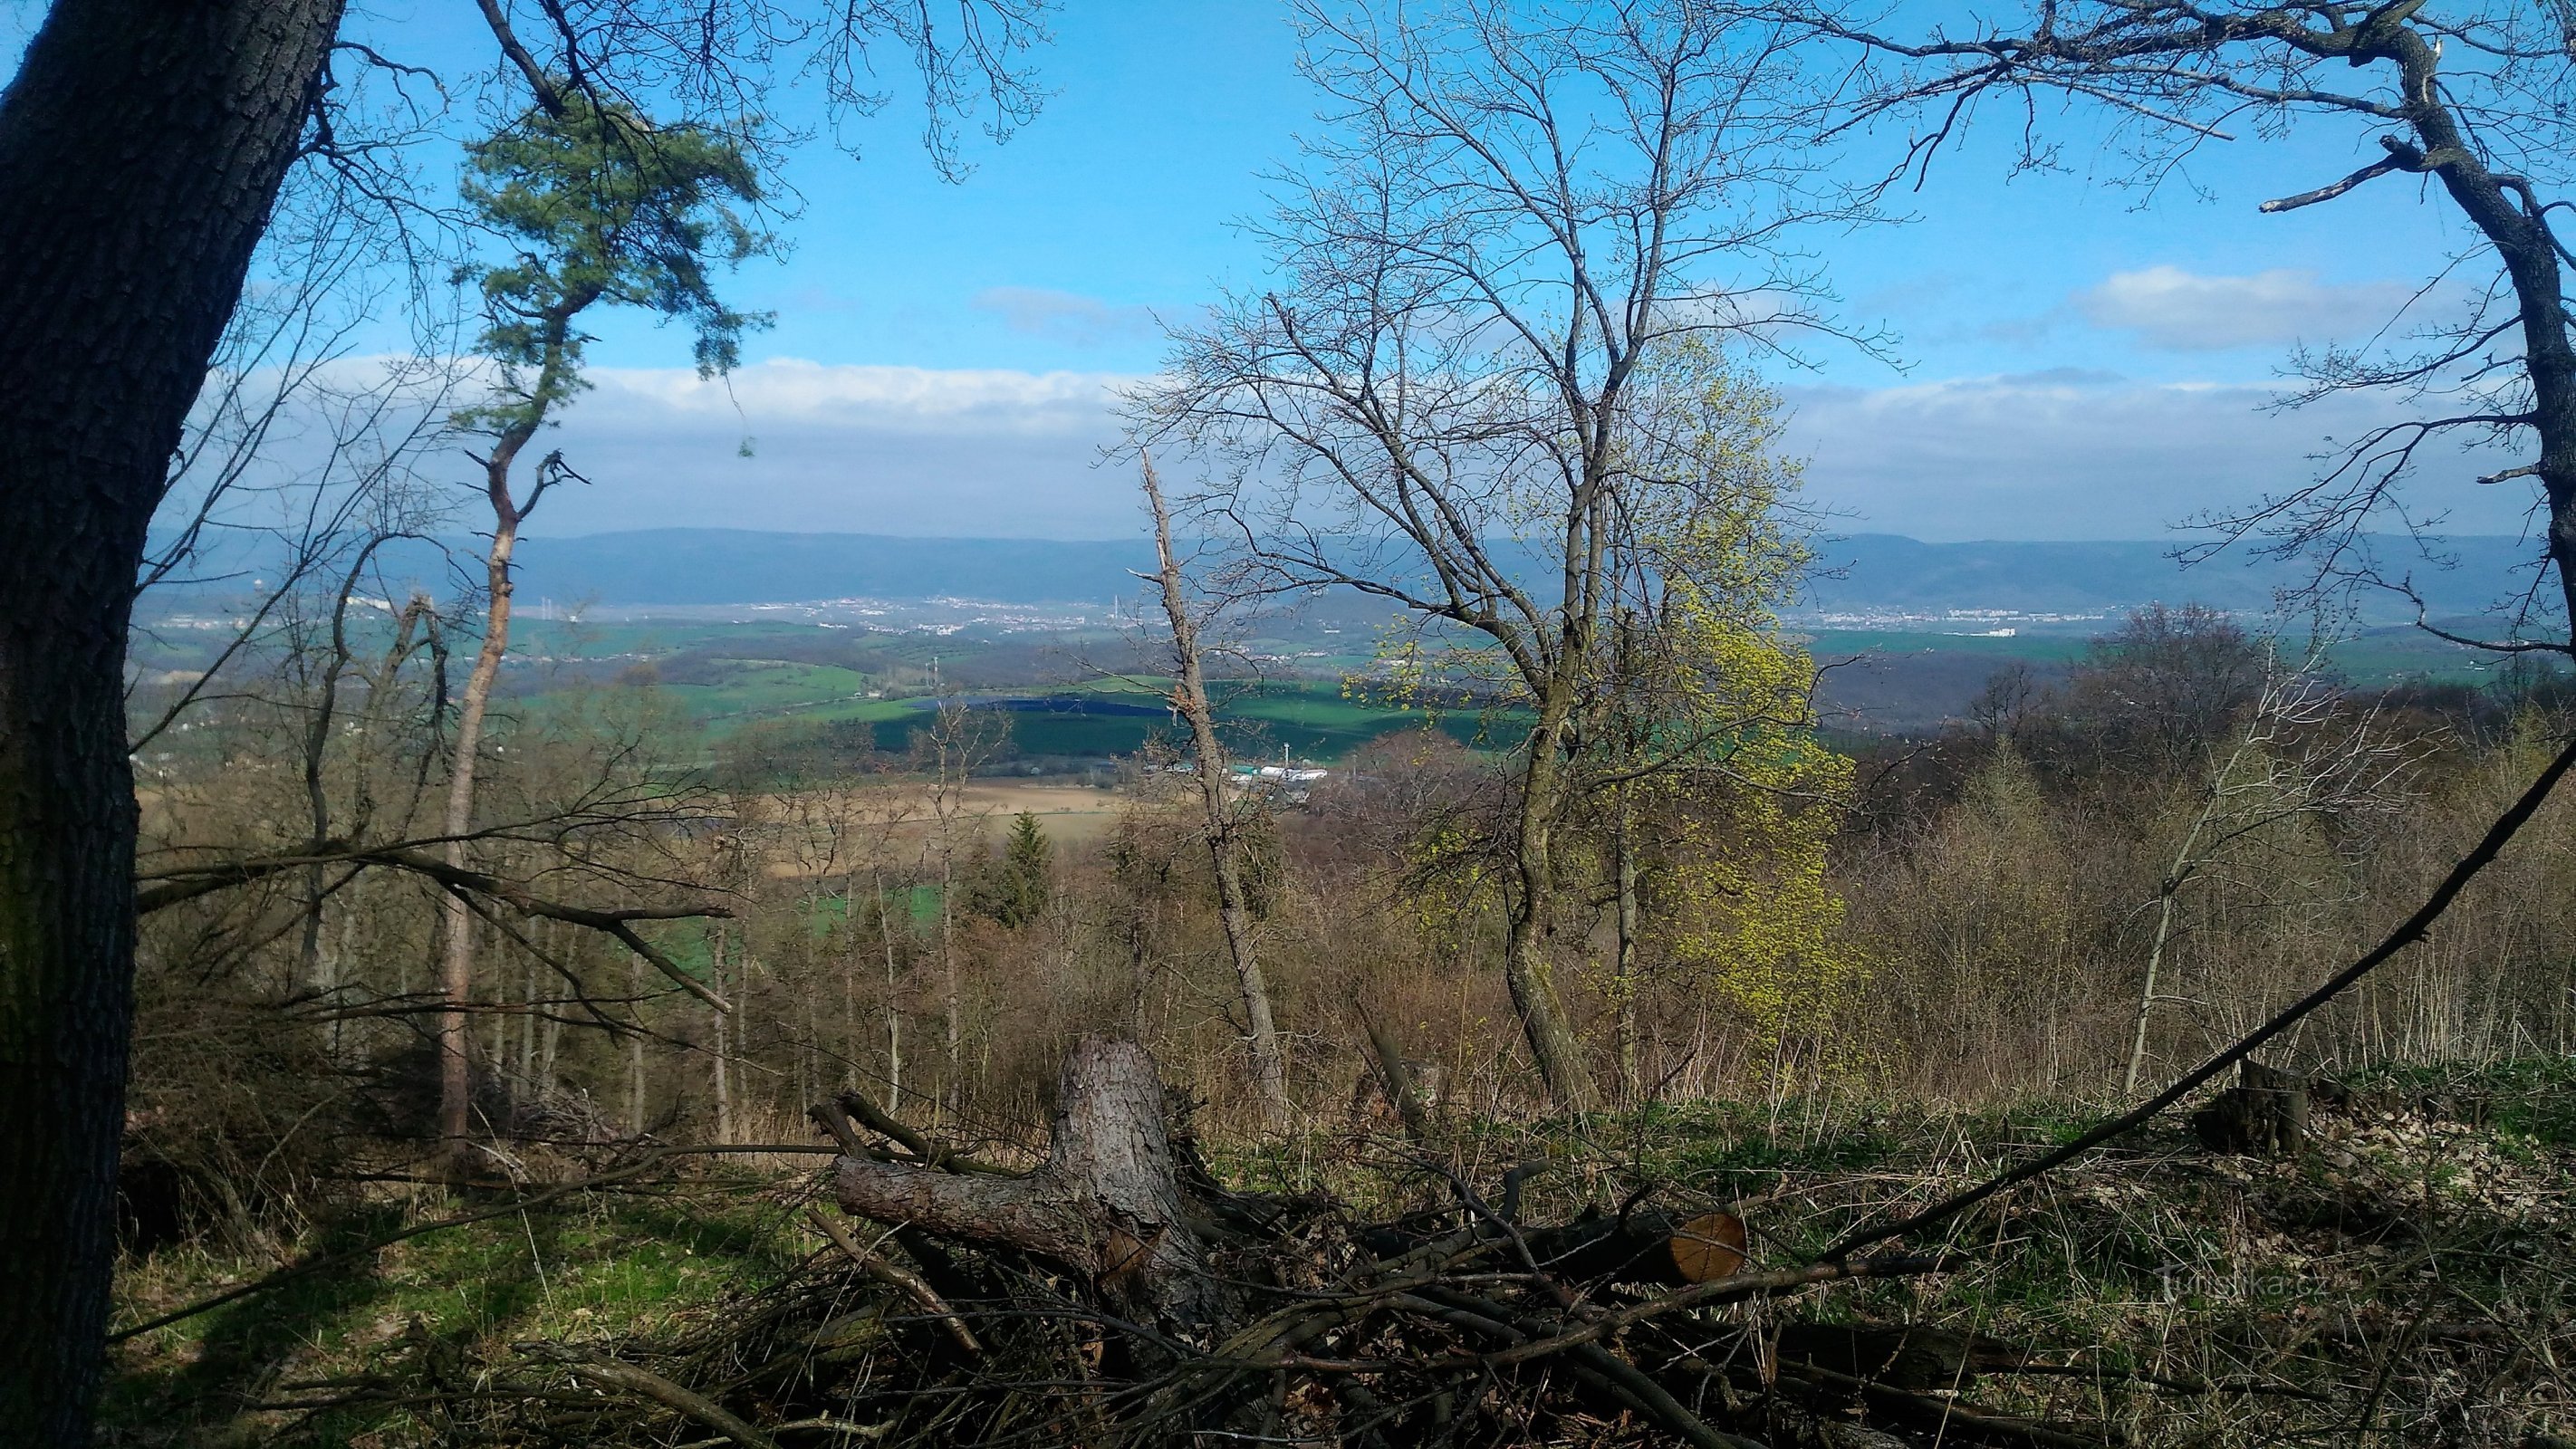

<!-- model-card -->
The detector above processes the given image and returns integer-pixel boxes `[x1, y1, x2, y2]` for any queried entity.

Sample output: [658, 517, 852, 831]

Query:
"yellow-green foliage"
[1653, 740, 1859, 1070]
[1619, 343, 1861, 1072]
[1373, 337, 1863, 1078]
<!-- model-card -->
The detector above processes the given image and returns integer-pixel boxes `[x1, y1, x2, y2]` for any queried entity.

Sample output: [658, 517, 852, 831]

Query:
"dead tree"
[800, 1035, 1986, 1446]
[1138, 458, 1293, 1132]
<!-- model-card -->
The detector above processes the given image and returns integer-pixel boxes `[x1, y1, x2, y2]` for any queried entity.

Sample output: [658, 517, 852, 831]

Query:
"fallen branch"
[1472, 1254, 1952, 1367]
[824, 1039, 1234, 1336]
[526, 1346, 781, 1449]
[831, 1088, 1011, 1176]
[803, 1208, 982, 1356]
[1394, 1286, 1761, 1449]
[1771, 1358, 2110, 1449]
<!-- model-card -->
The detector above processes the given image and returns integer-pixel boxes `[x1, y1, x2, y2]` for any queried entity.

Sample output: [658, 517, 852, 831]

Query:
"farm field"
[471, 614, 2532, 769]
[499, 618, 1513, 763]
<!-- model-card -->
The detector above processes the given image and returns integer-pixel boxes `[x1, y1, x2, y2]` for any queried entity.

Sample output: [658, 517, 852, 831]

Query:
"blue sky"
[5, 0, 2533, 542]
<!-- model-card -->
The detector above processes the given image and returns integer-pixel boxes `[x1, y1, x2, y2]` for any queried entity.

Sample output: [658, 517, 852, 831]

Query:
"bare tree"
[914, 701, 1005, 1124]
[1133, 0, 1857, 1108]
[2122, 640, 2422, 1091]
[1796, 1, 2576, 650]
[1139, 458, 1293, 1131]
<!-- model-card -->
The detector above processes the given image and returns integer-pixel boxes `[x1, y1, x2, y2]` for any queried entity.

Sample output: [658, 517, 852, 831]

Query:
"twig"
[1989, 1361, 2330, 1402]
[1470, 1255, 1952, 1367]
[1771, 1358, 2110, 1449]
[831, 1089, 1011, 1176]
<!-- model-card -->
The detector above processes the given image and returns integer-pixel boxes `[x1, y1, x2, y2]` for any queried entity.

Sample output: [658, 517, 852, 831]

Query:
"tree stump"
[2190, 1058, 2310, 1156]
[827, 1036, 1232, 1340]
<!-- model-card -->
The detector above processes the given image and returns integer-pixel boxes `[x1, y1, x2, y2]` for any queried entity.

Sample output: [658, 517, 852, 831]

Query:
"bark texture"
[1504, 696, 1595, 1108]
[0, 0, 343, 1435]
[831, 1036, 1229, 1338]
[437, 454, 527, 1173]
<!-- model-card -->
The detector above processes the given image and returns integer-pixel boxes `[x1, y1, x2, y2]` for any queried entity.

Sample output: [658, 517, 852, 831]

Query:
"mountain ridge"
[147, 526, 2552, 622]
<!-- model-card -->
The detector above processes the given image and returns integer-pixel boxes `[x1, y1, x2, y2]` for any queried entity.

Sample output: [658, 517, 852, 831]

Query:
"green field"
[491, 614, 2540, 772]
[677, 674, 1504, 762]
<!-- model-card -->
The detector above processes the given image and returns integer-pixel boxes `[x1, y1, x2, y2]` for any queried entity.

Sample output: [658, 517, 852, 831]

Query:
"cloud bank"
[1783, 369, 2522, 541]
[524, 360, 1149, 538]
[2073, 265, 2418, 350]
[396, 357, 2536, 544]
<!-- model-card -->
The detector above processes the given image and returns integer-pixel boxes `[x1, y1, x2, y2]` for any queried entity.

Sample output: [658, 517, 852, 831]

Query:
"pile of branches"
[375, 1038, 2256, 1448]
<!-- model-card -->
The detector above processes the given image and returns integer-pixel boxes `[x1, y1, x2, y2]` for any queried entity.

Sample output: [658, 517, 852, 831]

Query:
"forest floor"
[101, 1055, 2576, 1447]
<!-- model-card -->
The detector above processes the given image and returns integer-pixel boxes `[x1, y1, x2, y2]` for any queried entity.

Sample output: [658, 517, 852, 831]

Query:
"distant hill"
[144, 527, 2552, 622]
[503, 529, 2542, 622]
[514, 530, 1153, 607]
[1803, 533, 2540, 621]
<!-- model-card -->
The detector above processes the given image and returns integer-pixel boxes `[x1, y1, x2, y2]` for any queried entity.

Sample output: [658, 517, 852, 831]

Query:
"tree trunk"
[939, 826, 960, 1124]
[1611, 793, 1641, 1105]
[2126, 888, 2183, 1097]
[842, 864, 860, 1089]
[711, 921, 734, 1144]
[875, 870, 903, 1100]
[437, 448, 528, 1177]
[1141, 462, 1292, 1131]
[1504, 710, 1595, 1108]
[0, 0, 342, 1432]
[2126, 730, 2244, 1095]
[626, 952, 648, 1130]
[828, 1036, 1232, 1338]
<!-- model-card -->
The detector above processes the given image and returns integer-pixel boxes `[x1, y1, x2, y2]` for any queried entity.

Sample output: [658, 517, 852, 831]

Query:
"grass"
[105, 1179, 810, 1448]
[653, 660, 894, 728]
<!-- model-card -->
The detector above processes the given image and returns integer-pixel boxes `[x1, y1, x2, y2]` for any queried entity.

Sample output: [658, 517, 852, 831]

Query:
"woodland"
[9, 2, 2576, 1447]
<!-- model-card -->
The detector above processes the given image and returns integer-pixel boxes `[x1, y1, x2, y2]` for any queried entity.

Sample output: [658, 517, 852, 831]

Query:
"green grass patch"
[106, 1185, 807, 1446]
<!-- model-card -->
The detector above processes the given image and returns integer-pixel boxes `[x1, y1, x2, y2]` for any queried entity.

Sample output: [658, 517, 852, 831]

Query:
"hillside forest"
[14, 2, 2576, 1448]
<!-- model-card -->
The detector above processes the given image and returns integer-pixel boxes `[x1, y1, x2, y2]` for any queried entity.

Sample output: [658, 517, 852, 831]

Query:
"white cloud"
[584, 359, 1126, 431]
[2074, 265, 2417, 350]
[1783, 369, 2523, 540]
[969, 287, 1158, 349]
[222, 356, 2532, 544]
[521, 360, 1149, 537]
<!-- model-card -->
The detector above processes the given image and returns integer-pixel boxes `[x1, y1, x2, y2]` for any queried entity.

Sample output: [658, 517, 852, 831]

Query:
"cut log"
[1669, 1212, 1748, 1283]
[827, 1036, 1232, 1339]
[1508, 1205, 1748, 1287]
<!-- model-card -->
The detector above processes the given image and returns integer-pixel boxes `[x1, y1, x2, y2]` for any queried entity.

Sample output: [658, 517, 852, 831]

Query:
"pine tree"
[976, 811, 1053, 927]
